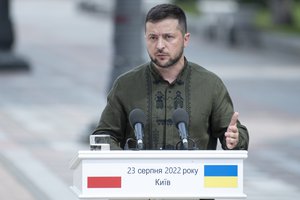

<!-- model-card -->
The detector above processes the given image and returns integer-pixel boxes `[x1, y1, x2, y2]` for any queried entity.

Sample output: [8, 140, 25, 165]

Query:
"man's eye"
[149, 36, 157, 40]
[165, 35, 174, 40]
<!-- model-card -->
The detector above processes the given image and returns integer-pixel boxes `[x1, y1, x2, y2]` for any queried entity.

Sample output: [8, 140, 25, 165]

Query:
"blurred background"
[0, 0, 299, 199]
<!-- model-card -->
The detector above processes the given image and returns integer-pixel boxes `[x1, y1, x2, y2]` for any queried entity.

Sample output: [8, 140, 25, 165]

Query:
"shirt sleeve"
[210, 76, 249, 150]
[92, 80, 126, 150]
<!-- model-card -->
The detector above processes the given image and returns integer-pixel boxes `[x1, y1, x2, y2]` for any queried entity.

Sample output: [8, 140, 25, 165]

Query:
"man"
[92, 4, 249, 151]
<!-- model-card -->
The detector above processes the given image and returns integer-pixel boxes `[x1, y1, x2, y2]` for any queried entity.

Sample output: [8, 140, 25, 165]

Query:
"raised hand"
[225, 112, 239, 149]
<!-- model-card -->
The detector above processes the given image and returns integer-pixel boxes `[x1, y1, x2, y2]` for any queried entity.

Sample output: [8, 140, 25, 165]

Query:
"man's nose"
[156, 37, 165, 50]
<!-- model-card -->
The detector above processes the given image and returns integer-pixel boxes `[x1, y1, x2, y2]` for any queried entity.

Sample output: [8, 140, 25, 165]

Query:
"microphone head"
[172, 108, 189, 127]
[129, 108, 146, 127]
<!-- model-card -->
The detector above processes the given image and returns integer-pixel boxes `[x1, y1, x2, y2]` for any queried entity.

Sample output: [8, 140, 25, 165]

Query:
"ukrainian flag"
[204, 165, 238, 188]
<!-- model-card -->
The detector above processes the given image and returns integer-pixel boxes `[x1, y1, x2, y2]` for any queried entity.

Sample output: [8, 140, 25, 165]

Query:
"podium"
[70, 150, 247, 199]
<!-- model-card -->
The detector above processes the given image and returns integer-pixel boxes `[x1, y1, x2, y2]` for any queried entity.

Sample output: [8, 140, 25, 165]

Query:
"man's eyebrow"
[147, 32, 174, 35]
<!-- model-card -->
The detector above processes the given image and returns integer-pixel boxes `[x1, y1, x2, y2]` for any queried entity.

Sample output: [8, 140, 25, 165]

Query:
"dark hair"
[145, 4, 187, 34]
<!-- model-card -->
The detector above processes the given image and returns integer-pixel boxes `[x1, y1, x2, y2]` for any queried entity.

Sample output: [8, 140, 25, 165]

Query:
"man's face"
[145, 18, 190, 69]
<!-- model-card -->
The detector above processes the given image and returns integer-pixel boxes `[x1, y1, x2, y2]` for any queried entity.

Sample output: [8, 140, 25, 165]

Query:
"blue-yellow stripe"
[204, 165, 237, 176]
[204, 177, 238, 188]
[204, 165, 238, 188]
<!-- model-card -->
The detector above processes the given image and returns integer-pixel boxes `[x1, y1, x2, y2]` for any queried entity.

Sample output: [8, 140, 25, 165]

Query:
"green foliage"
[238, 0, 267, 7]
[255, 1, 300, 35]
[293, 1, 300, 28]
[172, 0, 200, 15]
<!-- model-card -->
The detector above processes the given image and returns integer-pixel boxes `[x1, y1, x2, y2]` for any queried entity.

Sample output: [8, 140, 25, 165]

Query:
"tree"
[0, 0, 30, 71]
[0, 0, 14, 50]
[269, 0, 294, 25]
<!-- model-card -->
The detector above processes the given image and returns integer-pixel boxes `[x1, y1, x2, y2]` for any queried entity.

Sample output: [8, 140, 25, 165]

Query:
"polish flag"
[87, 176, 122, 188]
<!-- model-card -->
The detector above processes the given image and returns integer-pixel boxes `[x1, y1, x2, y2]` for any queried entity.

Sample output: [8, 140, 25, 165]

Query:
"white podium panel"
[70, 150, 247, 199]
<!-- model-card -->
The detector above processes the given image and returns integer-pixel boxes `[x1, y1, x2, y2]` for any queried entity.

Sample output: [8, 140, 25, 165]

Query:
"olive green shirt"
[93, 59, 249, 150]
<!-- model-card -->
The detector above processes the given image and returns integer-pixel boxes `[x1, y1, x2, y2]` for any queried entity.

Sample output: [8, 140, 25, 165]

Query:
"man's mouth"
[156, 53, 168, 57]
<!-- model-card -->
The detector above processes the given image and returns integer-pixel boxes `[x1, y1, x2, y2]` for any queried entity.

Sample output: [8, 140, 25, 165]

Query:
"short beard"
[150, 46, 184, 69]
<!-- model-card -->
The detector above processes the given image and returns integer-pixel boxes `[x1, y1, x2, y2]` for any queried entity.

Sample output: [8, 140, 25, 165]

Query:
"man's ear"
[184, 32, 190, 47]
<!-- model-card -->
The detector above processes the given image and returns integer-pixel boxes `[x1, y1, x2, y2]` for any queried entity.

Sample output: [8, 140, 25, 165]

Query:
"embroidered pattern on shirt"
[152, 128, 159, 149]
[174, 91, 184, 109]
[155, 91, 164, 109]
[146, 66, 153, 149]
[156, 118, 173, 126]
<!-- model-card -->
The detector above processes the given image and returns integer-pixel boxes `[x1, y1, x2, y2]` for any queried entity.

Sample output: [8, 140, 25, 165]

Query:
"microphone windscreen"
[172, 108, 189, 126]
[129, 108, 146, 127]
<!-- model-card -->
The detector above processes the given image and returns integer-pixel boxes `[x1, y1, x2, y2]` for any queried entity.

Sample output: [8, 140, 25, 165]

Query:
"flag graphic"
[204, 165, 238, 188]
[87, 176, 122, 188]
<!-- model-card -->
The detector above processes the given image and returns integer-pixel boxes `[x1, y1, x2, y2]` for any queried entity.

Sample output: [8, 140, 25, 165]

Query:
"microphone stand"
[124, 138, 136, 150]
[176, 138, 198, 150]
[124, 138, 144, 150]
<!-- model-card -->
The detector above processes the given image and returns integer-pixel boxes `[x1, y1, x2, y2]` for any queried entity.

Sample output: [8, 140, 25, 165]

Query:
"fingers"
[229, 112, 239, 127]
[226, 112, 239, 149]
[227, 125, 238, 133]
[226, 136, 237, 145]
[225, 131, 238, 139]
[226, 139, 237, 149]
[225, 131, 238, 149]
[227, 112, 238, 133]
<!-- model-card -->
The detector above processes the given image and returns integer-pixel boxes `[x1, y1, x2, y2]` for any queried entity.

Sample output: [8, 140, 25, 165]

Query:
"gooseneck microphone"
[172, 108, 189, 150]
[129, 108, 146, 150]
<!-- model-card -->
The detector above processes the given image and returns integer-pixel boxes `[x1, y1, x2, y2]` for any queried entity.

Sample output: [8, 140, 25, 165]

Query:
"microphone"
[172, 108, 189, 150]
[129, 108, 146, 150]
